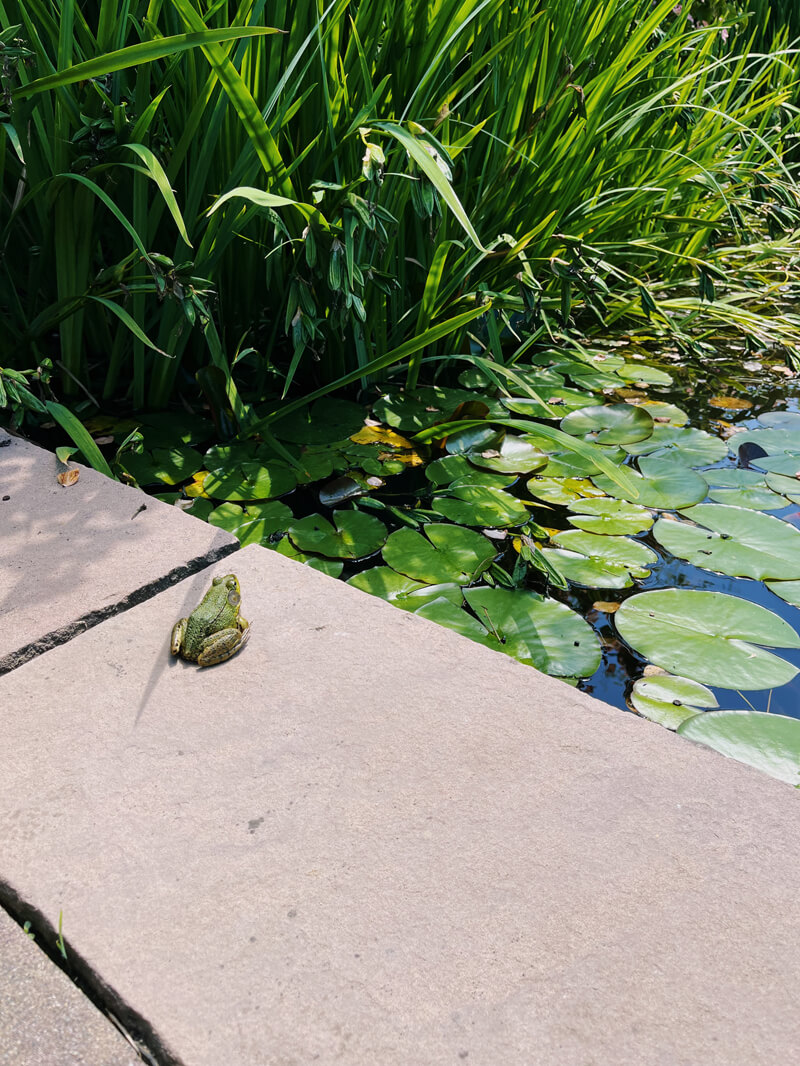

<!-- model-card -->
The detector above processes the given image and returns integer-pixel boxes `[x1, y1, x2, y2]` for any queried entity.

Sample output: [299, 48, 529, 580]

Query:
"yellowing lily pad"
[615, 589, 800, 689]
[382, 525, 496, 584]
[288, 510, 387, 559]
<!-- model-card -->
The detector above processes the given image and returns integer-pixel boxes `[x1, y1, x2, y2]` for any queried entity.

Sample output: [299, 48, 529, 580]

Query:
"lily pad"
[631, 400, 688, 425]
[567, 497, 654, 535]
[270, 397, 365, 444]
[374, 385, 498, 432]
[464, 587, 601, 677]
[766, 580, 800, 608]
[560, 404, 654, 445]
[413, 595, 497, 647]
[347, 568, 464, 609]
[119, 445, 204, 486]
[425, 453, 516, 489]
[616, 362, 673, 385]
[526, 476, 605, 506]
[624, 424, 727, 466]
[202, 461, 297, 501]
[707, 486, 786, 510]
[678, 711, 800, 785]
[764, 471, 800, 504]
[445, 424, 504, 456]
[551, 530, 657, 571]
[466, 434, 548, 474]
[539, 549, 636, 589]
[540, 446, 626, 478]
[431, 485, 529, 527]
[729, 427, 800, 458]
[756, 454, 800, 476]
[593, 456, 707, 510]
[704, 468, 766, 488]
[382, 525, 495, 584]
[288, 510, 387, 559]
[273, 537, 344, 577]
[501, 386, 596, 419]
[615, 589, 800, 689]
[630, 673, 719, 729]
[207, 500, 292, 545]
[757, 411, 800, 430]
[653, 504, 800, 580]
[458, 365, 565, 390]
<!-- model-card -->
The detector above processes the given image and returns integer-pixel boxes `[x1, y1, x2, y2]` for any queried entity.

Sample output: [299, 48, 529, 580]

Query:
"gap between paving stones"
[0, 544, 240, 677]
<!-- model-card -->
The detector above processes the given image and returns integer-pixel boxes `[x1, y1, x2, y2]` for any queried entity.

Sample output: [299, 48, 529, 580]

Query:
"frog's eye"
[227, 590, 240, 607]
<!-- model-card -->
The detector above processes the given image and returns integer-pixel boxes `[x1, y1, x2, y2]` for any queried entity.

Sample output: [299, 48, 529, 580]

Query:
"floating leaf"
[445, 424, 504, 455]
[288, 510, 387, 559]
[382, 525, 495, 584]
[347, 568, 463, 609]
[616, 363, 673, 385]
[120, 445, 204, 486]
[374, 385, 496, 432]
[653, 504, 800, 580]
[502, 386, 596, 419]
[630, 400, 687, 425]
[466, 434, 548, 474]
[526, 476, 605, 506]
[464, 587, 601, 677]
[757, 454, 800, 476]
[271, 397, 365, 443]
[630, 673, 719, 729]
[624, 424, 727, 466]
[539, 549, 636, 589]
[757, 411, 800, 430]
[208, 500, 292, 545]
[425, 453, 516, 488]
[567, 497, 654, 535]
[431, 485, 529, 527]
[593, 456, 707, 509]
[707, 486, 786, 510]
[764, 472, 800, 504]
[766, 580, 800, 608]
[729, 427, 800, 458]
[414, 595, 497, 646]
[540, 446, 627, 478]
[274, 537, 344, 577]
[203, 460, 296, 501]
[678, 711, 800, 785]
[615, 589, 800, 689]
[704, 468, 766, 488]
[459, 365, 565, 390]
[708, 396, 753, 411]
[551, 530, 657, 571]
[560, 404, 654, 445]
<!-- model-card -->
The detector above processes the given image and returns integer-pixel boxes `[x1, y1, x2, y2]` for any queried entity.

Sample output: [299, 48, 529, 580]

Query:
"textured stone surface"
[1, 543, 799, 1066]
[0, 906, 140, 1066]
[0, 432, 237, 672]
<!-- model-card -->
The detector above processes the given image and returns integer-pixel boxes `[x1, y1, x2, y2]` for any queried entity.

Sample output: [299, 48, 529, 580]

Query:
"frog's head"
[213, 574, 241, 608]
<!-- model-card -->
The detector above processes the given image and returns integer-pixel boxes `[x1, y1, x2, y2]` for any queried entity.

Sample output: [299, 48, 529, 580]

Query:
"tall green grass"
[2, 0, 799, 418]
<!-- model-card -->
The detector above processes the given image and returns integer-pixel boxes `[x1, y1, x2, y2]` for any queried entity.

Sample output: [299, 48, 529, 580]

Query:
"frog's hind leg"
[196, 623, 249, 667]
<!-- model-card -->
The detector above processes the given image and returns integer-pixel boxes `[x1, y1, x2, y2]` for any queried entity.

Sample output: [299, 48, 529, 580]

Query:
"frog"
[170, 574, 250, 666]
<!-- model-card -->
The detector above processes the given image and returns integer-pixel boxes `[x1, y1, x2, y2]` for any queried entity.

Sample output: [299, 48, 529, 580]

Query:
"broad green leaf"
[616, 363, 673, 385]
[539, 549, 636, 589]
[631, 673, 718, 730]
[208, 501, 292, 546]
[288, 510, 387, 559]
[625, 424, 727, 466]
[766, 580, 800, 608]
[678, 711, 800, 785]
[764, 472, 800, 504]
[203, 461, 296, 501]
[707, 486, 786, 510]
[270, 398, 365, 444]
[382, 525, 495, 584]
[347, 568, 463, 609]
[567, 497, 654, 535]
[502, 387, 596, 419]
[414, 596, 497, 646]
[730, 428, 800, 458]
[119, 445, 203, 486]
[464, 587, 601, 677]
[526, 476, 605, 506]
[654, 504, 800, 580]
[615, 589, 800, 690]
[432, 485, 529, 527]
[426, 454, 515, 489]
[594, 456, 707, 509]
[560, 403, 654, 445]
[44, 402, 114, 479]
[465, 434, 548, 474]
[274, 537, 343, 577]
[551, 531, 657, 570]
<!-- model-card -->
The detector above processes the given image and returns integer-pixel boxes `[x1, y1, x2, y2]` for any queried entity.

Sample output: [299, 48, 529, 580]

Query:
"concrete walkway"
[2, 430, 800, 1066]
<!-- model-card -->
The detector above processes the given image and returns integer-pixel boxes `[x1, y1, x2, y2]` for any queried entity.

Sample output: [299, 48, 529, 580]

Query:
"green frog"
[170, 574, 250, 666]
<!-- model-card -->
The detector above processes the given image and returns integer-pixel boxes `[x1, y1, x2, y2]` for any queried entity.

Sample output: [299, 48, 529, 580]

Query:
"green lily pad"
[764, 471, 800, 504]
[766, 580, 800, 608]
[464, 587, 601, 676]
[704, 468, 766, 488]
[632, 400, 688, 425]
[466, 434, 548, 474]
[615, 589, 800, 689]
[540, 446, 627, 478]
[678, 711, 800, 785]
[653, 504, 800, 580]
[624, 424, 727, 466]
[729, 427, 800, 458]
[593, 456, 707, 510]
[551, 530, 658, 571]
[539, 549, 636, 589]
[630, 673, 719, 729]
[707, 486, 786, 510]
[374, 385, 498, 432]
[567, 497, 654, 535]
[288, 510, 387, 559]
[501, 386, 596, 419]
[458, 365, 565, 390]
[756, 454, 800, 476]
[203, 461, 297, 501]
[431, 485, 529, 527]
[616, 362, 673, 385]
[425, 453, 516, 489]
[382, 525, 495, 584]
[270, 397, 365, 444]
[526, 476, 605, 506]
[758, 411, 800, 430]
[414, 595, 497, 646]
[347, 568, 464, 609]
[273, 537, 344, 577]
[120, 445, 204, 486]
[207, 500, 292, 545]
[445, 425, 504, 455]
[560, 404, 654, 445]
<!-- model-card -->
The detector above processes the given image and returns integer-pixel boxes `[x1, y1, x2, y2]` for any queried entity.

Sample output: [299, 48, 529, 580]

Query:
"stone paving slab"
[0, 431, 237, 673]
[1, 543, 799, 1066]
[0, 906, 141, 1066]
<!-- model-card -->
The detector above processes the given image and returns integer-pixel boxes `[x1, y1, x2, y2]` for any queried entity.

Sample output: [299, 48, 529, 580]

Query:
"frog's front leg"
[196, 617, 250, 667]
[171, 618, 188, 658]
